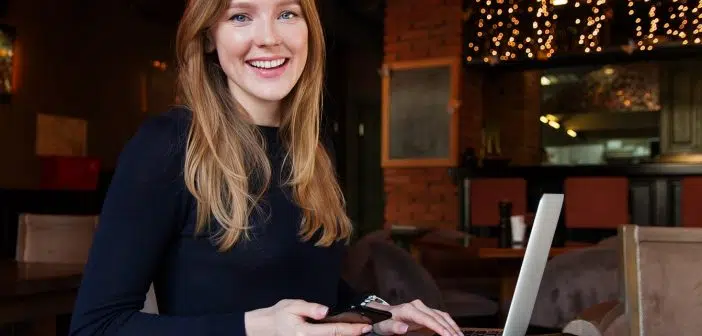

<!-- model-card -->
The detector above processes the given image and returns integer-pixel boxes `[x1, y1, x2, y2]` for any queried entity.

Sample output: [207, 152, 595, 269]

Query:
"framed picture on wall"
[0, 24, 16, 104]
[381, 57, 461, 168]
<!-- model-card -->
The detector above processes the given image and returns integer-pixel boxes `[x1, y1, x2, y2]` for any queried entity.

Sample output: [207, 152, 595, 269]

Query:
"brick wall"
[383, 0, 541, 229]
[383, 0, 465, 229]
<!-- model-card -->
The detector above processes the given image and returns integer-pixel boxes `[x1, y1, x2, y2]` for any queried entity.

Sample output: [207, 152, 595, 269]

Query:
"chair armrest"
[561, 300, 623, 336]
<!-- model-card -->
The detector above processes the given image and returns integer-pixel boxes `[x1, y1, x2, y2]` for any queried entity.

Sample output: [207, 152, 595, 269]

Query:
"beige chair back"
[619, 224, 702, 336]
[15, 214, 98, 264]
[15, 213, 159, 314]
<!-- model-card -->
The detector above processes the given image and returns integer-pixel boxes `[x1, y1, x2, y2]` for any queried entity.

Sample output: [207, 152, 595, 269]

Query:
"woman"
[69, 0, 462, 335]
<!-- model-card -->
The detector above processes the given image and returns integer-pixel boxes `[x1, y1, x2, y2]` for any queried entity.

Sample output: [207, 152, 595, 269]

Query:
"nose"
[253, 18, 281, 47]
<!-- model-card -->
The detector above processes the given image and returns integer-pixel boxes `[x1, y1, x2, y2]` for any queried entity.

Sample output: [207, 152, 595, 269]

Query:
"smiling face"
[210, 0, 309, 123]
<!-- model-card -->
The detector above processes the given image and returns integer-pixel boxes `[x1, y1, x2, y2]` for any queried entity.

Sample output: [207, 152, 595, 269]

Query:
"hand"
[244, 299, 373, 336]
[370, 300, 462, 336]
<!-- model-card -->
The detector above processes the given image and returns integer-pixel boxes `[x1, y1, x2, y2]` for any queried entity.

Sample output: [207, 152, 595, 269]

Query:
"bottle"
[498, 200, 512, 248]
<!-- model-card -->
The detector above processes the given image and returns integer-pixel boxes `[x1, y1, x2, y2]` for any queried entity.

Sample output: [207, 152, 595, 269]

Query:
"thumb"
[374, 319, 409, 335]
[283, 300, 329, 320]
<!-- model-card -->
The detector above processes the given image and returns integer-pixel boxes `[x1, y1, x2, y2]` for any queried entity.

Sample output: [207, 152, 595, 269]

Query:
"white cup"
[510, 215, 526, 249]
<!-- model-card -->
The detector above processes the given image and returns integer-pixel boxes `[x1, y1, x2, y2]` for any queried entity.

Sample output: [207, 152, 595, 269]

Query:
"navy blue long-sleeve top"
[69, 108, 358, 335]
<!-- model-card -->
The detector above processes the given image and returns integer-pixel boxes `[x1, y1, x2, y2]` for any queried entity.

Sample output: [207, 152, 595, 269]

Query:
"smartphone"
[310, 304, 392, 325]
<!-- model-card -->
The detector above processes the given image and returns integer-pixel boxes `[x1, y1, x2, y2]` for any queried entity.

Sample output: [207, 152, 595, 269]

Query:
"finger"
[433, 309, 461, 335]
[304, 322, 372, 336]
[365, 301, 391, 311]
[373, 319, 409, 335]
[283, 299, 329, 320]
[406, 301, 454, 336]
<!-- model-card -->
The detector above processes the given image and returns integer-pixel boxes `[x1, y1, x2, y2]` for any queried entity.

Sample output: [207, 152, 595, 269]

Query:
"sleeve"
[336, 278, 366, 309]
[69, 113, 246, 336]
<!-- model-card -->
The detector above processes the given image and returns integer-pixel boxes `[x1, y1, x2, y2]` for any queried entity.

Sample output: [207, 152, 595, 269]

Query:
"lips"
[245, 58, 290, 79]
[246, 58, 288, 69]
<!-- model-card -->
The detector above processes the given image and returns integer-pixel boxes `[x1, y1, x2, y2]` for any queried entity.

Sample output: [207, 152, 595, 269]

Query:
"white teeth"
[249, 59, 286, 69]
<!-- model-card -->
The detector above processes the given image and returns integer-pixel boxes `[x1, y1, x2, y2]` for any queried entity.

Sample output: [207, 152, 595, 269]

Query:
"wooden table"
[0, 261, 83, 334]
[413, 238, 589, 259]
[411, 238, 591, 319]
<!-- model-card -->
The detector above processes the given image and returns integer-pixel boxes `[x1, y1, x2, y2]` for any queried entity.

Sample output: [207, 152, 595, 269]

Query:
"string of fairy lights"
[534, 0, 556, 59]
[575, 0, 607, 53]
[466, 0, 558, 62]
[465, 0, 702, 64]
[629, 0, 702, 50]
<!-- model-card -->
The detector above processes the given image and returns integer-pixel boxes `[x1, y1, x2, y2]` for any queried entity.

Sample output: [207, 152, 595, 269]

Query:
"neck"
[244, 101, 281, 127]
[229, 85, 282, 127]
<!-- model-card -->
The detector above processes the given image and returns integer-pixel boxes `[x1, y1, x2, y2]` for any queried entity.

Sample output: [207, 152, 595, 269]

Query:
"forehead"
[227, 0, 301, 8]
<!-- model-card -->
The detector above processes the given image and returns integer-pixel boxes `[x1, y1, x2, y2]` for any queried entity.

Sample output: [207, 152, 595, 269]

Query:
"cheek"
[213, 27, 250, 61]
[283, 25, 309, 55]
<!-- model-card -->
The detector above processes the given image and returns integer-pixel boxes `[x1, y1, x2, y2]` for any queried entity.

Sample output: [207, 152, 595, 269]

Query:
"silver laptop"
[457, 193, 564, 336]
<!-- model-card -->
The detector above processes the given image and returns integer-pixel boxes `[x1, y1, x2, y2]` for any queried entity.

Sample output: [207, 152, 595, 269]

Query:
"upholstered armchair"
[529, 236, 620, 330]
[563, 225, 702, 336]
[341, 229, 393, 294]
[368, 240, 499, 327]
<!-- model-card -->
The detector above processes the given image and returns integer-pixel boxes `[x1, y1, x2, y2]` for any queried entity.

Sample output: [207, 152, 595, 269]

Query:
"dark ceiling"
[125, 0, 186, 26]
[126, 0, 384, 28]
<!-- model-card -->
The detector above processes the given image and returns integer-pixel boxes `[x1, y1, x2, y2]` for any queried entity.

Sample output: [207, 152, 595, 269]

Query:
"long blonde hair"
[175, 0, 352, 250]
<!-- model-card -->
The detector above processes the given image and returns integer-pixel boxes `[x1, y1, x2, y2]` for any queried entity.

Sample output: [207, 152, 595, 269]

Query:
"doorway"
[322, 3, 385, 239]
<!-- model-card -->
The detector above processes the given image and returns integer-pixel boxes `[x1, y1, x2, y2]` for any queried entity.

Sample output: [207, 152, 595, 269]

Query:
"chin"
[250, 87, 295, 102]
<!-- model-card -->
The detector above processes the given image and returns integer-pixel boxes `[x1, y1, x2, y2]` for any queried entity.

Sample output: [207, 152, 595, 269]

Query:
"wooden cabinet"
[659, 59, 702, 161]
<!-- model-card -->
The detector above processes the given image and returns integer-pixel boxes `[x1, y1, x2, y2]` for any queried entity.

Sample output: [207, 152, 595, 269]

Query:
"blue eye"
[279, 11, 297, 20]
[230, 14, 248, 22]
